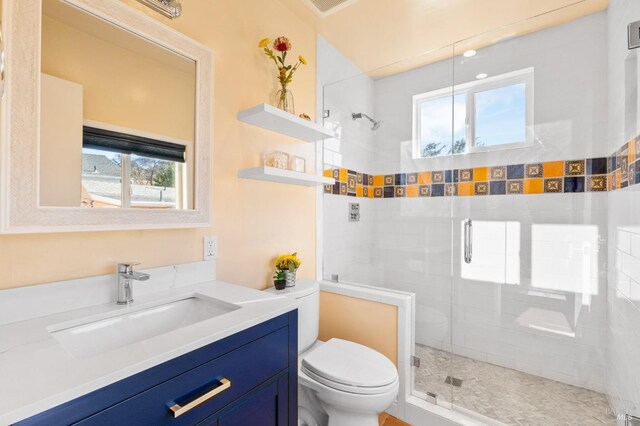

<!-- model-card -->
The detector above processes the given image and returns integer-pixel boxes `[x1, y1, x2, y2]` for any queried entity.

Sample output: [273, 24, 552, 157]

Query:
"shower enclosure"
[320, 1, 640, 424]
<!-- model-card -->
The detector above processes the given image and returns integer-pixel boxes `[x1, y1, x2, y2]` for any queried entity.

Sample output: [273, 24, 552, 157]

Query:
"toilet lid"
[301, 338, 398, 392]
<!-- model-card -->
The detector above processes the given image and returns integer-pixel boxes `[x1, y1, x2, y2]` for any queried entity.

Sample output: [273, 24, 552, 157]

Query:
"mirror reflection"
[39, 0, 196, 209]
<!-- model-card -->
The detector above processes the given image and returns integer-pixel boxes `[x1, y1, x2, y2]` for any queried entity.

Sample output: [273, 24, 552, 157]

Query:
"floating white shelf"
[238, 166, 335, 187]
[237, 103, 336, 142]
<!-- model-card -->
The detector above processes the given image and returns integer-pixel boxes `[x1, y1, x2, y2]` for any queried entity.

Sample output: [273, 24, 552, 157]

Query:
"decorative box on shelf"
[263, 151, 289, 169]
[289, 156, 306, 173]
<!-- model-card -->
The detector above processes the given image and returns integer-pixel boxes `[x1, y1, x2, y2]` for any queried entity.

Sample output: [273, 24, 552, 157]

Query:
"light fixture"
[476, 73, 488, 79]
[136, 0, 182, 19]
[463, 50, 477, 58]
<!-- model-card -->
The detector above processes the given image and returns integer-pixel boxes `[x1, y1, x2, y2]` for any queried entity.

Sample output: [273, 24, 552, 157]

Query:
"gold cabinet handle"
[169, 378, 231, 418]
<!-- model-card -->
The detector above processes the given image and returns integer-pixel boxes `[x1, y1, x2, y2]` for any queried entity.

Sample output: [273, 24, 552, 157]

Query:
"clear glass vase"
[284, 269, 296, 287]
[275, 85, 295, 115]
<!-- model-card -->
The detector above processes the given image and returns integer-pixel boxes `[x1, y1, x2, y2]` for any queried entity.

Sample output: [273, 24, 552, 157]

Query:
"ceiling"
[279, 0, 608, 76]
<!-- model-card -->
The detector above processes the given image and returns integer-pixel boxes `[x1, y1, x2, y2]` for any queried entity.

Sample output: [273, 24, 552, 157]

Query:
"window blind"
[83, 126, 186, 163]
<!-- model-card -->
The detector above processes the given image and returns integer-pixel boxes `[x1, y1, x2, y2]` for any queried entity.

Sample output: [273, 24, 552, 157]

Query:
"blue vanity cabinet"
[14, 311, 297, 426]
[199, 373, 289, 425]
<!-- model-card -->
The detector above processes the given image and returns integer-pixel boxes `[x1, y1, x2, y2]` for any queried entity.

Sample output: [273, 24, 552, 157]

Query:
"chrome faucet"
[117, 262, 150, 305]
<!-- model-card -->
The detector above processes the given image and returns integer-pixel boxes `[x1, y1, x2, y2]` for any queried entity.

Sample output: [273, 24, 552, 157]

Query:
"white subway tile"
[630, 233, 640, 259]
[323, 150, 335, 165]
[617, 229, 632, 254]
[323, 138, 341, 152]
[332, 153, 343, 167]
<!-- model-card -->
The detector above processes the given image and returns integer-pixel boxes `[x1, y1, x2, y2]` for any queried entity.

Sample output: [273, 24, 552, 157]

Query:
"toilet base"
[299, 370, 398, 426]
[298, 384, 327, 426]
[326, 408, 379, 426]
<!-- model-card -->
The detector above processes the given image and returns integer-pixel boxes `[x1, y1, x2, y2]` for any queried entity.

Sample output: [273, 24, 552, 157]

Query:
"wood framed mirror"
[0, 0, 212, 233]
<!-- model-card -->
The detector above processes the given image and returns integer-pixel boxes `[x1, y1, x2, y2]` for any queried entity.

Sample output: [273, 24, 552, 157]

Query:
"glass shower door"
[449, 6, 613, 425]
[391, 45, 457, 408]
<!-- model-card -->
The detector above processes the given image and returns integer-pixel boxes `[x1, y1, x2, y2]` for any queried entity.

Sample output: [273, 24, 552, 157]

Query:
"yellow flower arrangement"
[259, 36, 307, 87]
[274, 252, 301, 272]
[259, 36, 307, 113]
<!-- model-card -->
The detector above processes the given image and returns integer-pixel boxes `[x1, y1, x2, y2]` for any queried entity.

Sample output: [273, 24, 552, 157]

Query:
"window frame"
[412, 68, 534, 159]
[81, 120, 189, 210]
[81, 148, 186, 210]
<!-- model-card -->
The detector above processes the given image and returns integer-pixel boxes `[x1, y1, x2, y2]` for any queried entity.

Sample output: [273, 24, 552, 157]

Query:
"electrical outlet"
[203, 236, 217, 260]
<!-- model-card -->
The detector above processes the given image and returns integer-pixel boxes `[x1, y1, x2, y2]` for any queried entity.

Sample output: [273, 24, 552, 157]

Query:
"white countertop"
[0, 279, 296, 425]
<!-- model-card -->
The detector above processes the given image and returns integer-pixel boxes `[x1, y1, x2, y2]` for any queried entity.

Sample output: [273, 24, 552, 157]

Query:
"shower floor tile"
[414, 344, 615, 426]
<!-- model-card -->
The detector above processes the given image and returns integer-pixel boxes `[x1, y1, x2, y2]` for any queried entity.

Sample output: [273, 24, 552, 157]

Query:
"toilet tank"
[264, 281, 319, 354]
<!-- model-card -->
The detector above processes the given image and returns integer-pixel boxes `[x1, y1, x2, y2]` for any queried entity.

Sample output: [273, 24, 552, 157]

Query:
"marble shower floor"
[414, 344, 615, 426]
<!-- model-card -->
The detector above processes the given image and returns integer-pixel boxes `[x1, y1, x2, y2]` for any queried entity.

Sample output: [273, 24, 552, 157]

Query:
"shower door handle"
[464, 219, 473, 264]
[0, 25, 5, 100]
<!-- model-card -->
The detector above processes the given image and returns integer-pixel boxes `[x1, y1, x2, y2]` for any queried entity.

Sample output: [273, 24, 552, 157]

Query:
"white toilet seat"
[300, 338, 399, 395]
[301, 366, 399, 395]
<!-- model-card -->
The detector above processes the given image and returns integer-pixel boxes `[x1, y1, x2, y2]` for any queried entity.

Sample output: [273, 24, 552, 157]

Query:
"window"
[81, 125, 186, 209]
[413, 68, 533, 159]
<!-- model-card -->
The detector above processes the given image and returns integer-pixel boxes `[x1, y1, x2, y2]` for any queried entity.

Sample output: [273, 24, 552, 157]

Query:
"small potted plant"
[274, 252, 301, 287]
[273, 270, 287, 290]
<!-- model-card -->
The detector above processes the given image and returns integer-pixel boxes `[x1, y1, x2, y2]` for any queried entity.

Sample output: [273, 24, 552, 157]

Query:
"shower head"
[352, 112, 383, 131]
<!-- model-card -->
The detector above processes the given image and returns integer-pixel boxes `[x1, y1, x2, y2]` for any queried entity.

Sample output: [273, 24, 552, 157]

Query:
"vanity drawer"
[75, 327, 289, 425]
[197, 373, 289, 425]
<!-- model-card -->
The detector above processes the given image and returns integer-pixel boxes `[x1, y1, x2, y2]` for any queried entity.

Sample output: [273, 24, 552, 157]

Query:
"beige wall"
[0, 0, 317, 290]
[41, 12, 195, 143]
[319, 291, 398, 365]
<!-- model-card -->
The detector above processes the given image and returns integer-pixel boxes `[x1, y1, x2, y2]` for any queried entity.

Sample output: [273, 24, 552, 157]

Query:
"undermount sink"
[49, 294, 241, 359]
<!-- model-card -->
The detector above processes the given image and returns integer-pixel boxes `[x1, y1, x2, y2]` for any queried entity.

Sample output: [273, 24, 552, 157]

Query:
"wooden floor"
[379, 412, 412, 426]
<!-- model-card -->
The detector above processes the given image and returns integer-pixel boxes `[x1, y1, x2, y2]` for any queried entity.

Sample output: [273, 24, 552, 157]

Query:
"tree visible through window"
[130, 154, 177, 206]
[131, 155, 175, 188]
[418, 93, 467, 157]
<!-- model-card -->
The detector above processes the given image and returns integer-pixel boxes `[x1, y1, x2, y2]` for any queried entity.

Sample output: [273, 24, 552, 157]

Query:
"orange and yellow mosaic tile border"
[323, 137, 640, 198]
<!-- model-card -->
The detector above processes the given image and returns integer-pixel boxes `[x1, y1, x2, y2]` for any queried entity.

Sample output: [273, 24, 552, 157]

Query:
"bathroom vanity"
[0, 263, 298, 425]
[15, 313, 297, 426]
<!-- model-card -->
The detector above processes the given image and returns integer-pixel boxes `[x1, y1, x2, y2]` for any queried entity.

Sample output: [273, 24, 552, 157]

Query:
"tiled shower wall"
[607, 0, 640, 419]
[322, 12, 610, 393]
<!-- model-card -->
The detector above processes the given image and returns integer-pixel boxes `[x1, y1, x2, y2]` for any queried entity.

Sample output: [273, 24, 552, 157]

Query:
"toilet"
[265, 281, 399, 426]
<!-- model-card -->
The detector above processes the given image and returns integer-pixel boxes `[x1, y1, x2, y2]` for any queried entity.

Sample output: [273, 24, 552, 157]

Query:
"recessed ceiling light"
[476, 73, 488, 79]
[463, 50, 476, 58]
